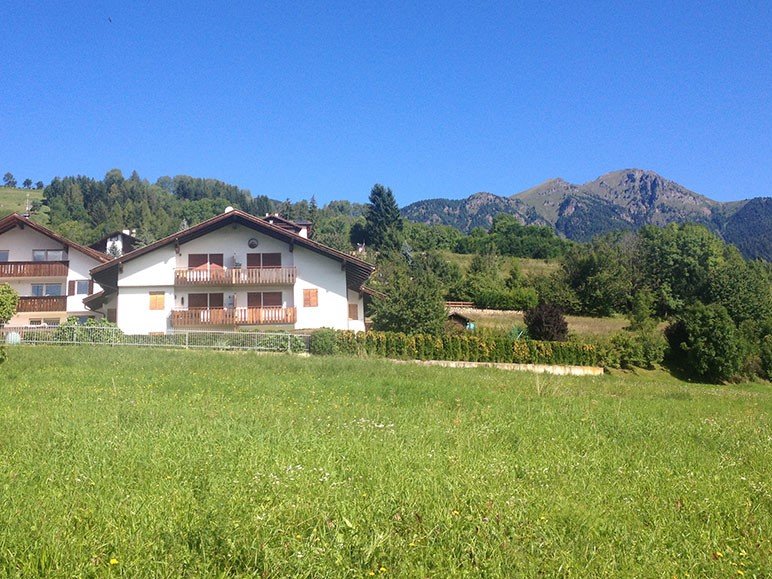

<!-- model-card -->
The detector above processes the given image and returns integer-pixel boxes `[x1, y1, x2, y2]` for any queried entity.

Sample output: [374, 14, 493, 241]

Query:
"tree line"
[3, 172, 44, 190]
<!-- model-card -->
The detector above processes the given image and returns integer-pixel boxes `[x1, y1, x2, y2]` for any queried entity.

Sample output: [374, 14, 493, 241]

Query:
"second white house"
[87, 209, 375, 334]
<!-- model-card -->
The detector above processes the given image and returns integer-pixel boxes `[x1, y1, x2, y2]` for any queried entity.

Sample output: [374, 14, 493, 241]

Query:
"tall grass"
[0, 347, 769, 576]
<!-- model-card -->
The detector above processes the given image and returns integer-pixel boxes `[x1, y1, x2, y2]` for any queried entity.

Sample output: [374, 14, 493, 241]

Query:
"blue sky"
[2, 1, 770, 205]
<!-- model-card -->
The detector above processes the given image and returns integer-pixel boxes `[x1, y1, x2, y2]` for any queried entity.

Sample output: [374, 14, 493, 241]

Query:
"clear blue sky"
[3, 1, 770, 205]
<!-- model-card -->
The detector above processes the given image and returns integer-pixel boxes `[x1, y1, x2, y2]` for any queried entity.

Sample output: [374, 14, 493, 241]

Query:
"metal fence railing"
[0, 326, 310, 353]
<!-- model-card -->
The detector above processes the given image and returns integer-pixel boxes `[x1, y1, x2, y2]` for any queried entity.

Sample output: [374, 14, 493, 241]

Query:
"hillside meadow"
[0, 346, 769, 577]
[0, 187, 47, 223]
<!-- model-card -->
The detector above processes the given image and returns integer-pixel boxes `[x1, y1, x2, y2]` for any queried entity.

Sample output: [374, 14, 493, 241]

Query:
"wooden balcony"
[174, 266, 297, 287]
[0, 261, 69, 278]
[17, 296, 68, 312]
[170, 306, 297, 327]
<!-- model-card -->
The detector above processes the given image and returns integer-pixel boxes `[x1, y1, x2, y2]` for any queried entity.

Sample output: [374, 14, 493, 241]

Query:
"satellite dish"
[224, 206, 234, 213]
[248, 238, 259, 248]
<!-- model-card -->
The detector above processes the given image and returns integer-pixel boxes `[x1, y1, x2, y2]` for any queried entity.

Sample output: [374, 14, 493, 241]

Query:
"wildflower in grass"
[109, 558, 119, 565]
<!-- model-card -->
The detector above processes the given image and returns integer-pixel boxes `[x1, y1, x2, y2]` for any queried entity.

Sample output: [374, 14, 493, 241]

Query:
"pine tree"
[364, 184, 402, 251]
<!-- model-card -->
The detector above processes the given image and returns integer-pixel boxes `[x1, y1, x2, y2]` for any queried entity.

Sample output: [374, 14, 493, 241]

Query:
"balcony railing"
[170, 306, 297, 327]
[174, 266, 297, 287]
[0, 261, 69, 278]
[17, 296, 68, 312]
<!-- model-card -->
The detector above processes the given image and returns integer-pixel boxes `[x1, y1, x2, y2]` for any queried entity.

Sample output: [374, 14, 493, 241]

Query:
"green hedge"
[312, 329, 604, 367]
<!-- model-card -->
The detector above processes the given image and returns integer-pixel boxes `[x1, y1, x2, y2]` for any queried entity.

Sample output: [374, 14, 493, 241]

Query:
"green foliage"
[362, 184, 403, 252]
[327, 329, 603, 366]
[707, 249, 772, 324]
[51, 317, 124, 343]
[455, 214, 570, 259]
[524, 303, 569, 342]
[666, 303, 743, 383]
[403, 221, 463, 252]
[309, 328, 339, 355]
[474, 287, 538, 311]
[0, 283, 19, 324]
[562, 236, 633, 316]
[608, 329, 667, 369]
[636, 224, 725, 315]
[530, 272, 581, 313]
[760, 335, 772, 380]
[370, 258, 447, 335]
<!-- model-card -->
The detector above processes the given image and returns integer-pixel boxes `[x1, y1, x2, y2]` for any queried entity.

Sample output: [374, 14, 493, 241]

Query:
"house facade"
[89, 209, 375, 334]
[0, 213, 110, 326]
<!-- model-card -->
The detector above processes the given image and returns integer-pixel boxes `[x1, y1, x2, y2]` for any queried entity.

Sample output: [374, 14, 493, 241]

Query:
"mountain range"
[401, 169, 771, 260]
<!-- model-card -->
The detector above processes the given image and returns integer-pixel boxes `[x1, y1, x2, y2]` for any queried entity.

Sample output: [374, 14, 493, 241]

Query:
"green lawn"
[0, 347, 769, 576]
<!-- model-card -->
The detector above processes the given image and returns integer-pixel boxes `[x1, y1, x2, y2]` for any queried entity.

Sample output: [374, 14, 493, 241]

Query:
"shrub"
[609, 329, 666, 369]
[0, 283, 19, 324]
[52, 316, 123, 344]
[0, 345, 6, 365]
[310, 328, 339, 355]
[524, 303, 568, 342]
[665, 303, 743, 383]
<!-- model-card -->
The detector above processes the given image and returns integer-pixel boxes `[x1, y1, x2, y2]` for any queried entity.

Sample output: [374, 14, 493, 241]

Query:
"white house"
[88, 209, 375, 334]
[0, 213, 111, 326]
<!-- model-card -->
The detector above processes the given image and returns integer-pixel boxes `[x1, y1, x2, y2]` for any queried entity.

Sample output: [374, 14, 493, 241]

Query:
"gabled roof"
[89, 230, 142, 251]
[91, 209, 375, 291]
[0, 213, 111, 263]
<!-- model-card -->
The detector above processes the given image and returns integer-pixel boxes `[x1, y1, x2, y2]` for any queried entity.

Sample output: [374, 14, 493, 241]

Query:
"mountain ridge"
[401, 169, 770, 260]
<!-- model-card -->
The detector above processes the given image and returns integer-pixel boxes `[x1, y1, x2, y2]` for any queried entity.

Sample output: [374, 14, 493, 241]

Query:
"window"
[188, 254, 224, 269]
[43, 318, 60, 327]
[0, 250, 8, 262]
[188, 293, 223, 308]
[32, 249, 65, 262]
[68, 280, 92, 295]
[29, 319, 42, 326]
[348, 304, 359, 320]
[149, 291, 165, 310]
[247, 253, 282, 268]
[303, 288, 318, 307]
[31, 283, 62, 297]
[247, 291, 282, 307]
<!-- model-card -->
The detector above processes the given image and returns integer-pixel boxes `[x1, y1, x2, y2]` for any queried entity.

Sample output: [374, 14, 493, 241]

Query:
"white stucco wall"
[116, 286, 174, 334]
[293, 246, 350, 330]
[0, 224, 104, 322]
[176, 224, 295, 269]
[0, 226, 64, 260]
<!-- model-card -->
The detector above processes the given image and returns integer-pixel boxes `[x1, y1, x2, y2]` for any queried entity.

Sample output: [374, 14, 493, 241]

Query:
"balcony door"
[247, 253, 281, 268]
[188, 293, 224, 309]
[247, 291, 282, 307]
[188, 253, 224, 269]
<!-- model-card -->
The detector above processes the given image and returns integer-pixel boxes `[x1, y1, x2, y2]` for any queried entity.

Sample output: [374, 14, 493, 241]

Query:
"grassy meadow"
[0, 186, 47, 223]
[0, 346, 770, 576]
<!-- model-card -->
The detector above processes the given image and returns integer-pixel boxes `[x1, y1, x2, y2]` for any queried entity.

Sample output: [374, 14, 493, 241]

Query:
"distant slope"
[401, 169, 771, 259]
[0, 187, 48, 224]
[402, 192, 544, 232]
[722, 197, 772, 260]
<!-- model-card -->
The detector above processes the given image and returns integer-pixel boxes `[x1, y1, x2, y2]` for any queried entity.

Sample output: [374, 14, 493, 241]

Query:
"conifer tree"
[363, 184, 403, 251]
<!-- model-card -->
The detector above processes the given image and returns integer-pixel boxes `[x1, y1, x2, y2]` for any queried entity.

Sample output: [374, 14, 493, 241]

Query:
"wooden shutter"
[262, 253, 282, 267]
[188, 293, 208, 308]
[263, 292, 282, 307]
[247, 253, 261, 268]
[303, 288, 318, 307]
[208, 293, 224, 308]
[188, 254, 207, 268]
[348, 304, 358, 320]
[209, 254, 224, 268]
[149, 291, 165, 310]
[247, 292, 262, 307]
[68, 280, 76, 296]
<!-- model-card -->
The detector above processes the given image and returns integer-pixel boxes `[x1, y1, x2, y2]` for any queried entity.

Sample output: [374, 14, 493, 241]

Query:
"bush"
[524, 303, 568, 342]
[310, 328, 339, 355]
[0, 345, 6, 365]
[665, 303, 743, 383]
[0, 283, 19, 324]
[313, 329, 603, 367]
[609, 329, 666, 369]
[52, 317, 123, 344]
[474, 287, 538, 311]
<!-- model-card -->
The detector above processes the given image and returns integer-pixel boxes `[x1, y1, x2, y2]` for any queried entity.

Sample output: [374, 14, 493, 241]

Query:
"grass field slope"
[0, 347, 769, 576]
[0, 186, 47, 223]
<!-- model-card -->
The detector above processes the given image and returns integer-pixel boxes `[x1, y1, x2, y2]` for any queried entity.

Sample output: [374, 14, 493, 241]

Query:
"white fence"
[0, 326, 309, 353]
